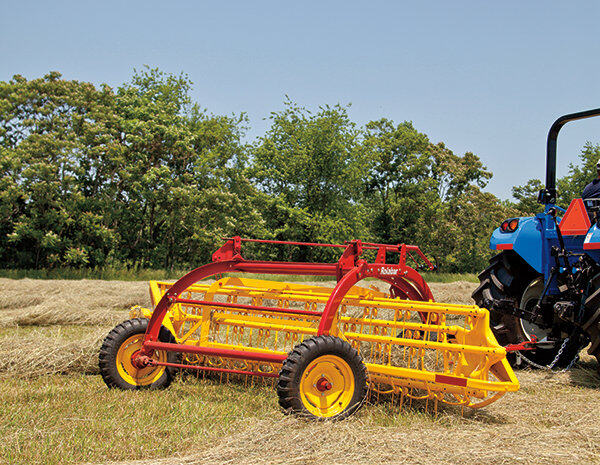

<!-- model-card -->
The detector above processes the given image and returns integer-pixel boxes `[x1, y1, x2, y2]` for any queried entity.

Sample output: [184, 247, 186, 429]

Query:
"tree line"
[1, 68, 598, 273]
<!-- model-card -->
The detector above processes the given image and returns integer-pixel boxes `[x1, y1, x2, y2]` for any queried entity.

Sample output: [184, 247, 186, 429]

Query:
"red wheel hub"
[130, 350, 151, 369]
[316, 377, 332, 392]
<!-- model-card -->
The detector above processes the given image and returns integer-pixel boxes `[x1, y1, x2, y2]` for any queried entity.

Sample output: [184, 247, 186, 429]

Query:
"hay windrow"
[0, 279, 514, 379]
[0, 326, 108, 378]
[0, 278, 150, 327]
[429, 281, 477, 305]
[0, 278, 475, 328]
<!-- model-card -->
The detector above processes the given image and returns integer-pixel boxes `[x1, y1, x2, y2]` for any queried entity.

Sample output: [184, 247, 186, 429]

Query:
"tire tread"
[277, 335, 367, 420]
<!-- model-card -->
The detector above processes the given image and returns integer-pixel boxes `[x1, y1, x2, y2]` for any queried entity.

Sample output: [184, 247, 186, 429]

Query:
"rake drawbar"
[99, 238, 519, 420]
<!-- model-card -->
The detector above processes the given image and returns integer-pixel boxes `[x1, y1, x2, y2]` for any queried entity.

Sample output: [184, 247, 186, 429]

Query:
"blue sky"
[2, 1, 599, 200]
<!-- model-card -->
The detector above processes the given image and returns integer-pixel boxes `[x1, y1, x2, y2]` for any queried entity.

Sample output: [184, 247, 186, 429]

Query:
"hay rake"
[99, 238, 519, 419]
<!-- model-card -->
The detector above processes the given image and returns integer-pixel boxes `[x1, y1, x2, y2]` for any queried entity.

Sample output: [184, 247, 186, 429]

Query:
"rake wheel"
[277, 335, 367, 420]
[99, 318, 177, 390]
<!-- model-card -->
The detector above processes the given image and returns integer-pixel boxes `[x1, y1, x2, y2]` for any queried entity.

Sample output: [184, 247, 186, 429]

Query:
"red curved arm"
[386, 276, 425, 301]
[317, 265, 363, 335]
[392, 267, 434, 302]
[141, 260, 239, 354]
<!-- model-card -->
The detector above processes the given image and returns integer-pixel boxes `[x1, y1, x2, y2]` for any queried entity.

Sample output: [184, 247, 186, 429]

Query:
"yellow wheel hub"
[300, 355, 355, 418]
[116, 334, 167, 386]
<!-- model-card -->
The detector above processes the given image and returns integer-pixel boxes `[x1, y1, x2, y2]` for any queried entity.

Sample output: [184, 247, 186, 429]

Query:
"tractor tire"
[582, 274, 600, 368]
[277, 335, 367, 420]
[99, 318, 177, 390]
[472, 251, 579, 368]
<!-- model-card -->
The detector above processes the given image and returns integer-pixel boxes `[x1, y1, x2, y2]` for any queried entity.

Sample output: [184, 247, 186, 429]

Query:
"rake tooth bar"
[120, 238, 518, 417]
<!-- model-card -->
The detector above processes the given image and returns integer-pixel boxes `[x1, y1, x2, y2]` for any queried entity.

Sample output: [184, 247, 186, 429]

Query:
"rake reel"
[99, 238, 519, 419]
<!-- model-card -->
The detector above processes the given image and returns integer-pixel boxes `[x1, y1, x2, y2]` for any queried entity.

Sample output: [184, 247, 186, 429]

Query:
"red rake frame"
[135, 237, 436, 368]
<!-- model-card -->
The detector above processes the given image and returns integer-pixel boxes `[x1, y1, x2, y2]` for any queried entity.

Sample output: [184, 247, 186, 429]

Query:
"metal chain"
[516, 337, 579, 372]
[548, 337, 569, 369]
[564, 353, 580, 371]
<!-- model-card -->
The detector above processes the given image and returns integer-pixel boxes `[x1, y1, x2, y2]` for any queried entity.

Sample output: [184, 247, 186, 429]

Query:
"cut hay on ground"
[429, 281, 477, 305]
[0, 278, 476, 328]
[0, 278, 150, 327]
[112, 368, 600, 465]
[1, 278, 600, 464]
[0, 326, 106, 378]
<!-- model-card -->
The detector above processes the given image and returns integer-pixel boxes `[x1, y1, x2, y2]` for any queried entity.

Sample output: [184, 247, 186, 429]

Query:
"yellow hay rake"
[99, 238, 519, 420]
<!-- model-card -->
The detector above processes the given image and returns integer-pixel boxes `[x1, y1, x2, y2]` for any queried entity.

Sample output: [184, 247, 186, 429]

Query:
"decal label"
[380, 267, 399, 276]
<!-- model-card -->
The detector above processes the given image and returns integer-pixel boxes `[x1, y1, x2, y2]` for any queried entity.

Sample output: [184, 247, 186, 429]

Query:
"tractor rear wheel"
[99, 318, 177, 390]
[582, 274, 600, 367]
[472, 251, 579, 368]
[277, 335, 367, 420]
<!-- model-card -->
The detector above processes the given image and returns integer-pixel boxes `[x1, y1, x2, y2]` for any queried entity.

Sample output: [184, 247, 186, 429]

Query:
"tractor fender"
[583, 223, 600, 251]
[490, 216, 543, 273]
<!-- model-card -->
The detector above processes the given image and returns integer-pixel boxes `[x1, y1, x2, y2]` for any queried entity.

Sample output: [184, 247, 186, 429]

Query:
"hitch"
[505, 335, 539, 352]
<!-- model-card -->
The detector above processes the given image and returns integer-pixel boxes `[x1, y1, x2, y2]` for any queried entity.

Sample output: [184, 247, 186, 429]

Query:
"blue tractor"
[473, 108, 600, 369]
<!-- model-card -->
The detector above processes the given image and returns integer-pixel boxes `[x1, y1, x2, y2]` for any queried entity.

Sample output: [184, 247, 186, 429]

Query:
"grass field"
[1, 278, 600, 465]
[0, 268, 478, 283]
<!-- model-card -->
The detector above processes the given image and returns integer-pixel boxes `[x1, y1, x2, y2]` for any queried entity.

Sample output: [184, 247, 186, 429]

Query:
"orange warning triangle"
[559, 198, 591, 236]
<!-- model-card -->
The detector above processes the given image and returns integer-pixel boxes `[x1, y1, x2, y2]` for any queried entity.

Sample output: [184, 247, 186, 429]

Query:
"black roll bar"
[541, 108, 600, 204]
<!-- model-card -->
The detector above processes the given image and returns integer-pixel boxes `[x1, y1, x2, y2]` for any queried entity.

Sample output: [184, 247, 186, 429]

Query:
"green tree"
[418, 143, 503, 272]
[420, 188, 519, 272]
[0, 68, 264, 269]
[512, 179, 544, 215]
[107, 67, 265, 267]
[249, 100, 367, 260]
[360, 119, 501, 271]
[0, 69, 542, 274]
[511, 143, 600, 213]
[362, 119, 431, 243]
[557, 142, 600, 206]
[0, 72, 118, 268]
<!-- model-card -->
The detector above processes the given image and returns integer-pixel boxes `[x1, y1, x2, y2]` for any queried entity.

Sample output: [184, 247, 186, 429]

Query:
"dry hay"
[298, 280, 478, 305]
[109, 368, 600, 465]
[1, 278, 600, 464]
[429, 281, 478, 305]
[0, 326, 107, 378]
[0, 278, 150, 327]
[0, 278, 476, 328]
[0, 277, 143, 377]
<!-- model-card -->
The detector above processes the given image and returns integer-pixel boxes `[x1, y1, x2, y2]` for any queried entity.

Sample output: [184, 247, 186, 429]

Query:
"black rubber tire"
[583, 274, 600, 366]
[277, 335, 367, 420]
[471, 251, 577, 368]
[472, 252, 536, 346]
[98, 318, 177, 390]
